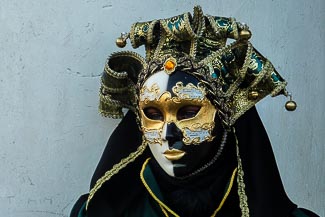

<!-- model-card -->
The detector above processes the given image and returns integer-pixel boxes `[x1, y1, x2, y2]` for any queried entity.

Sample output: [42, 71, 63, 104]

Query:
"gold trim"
[211, 166, 238, 216]
[224, 42, 253, 98]
[231, 18, 239, 40]
[140, 158, 238, 217]
[140, 158, 180, 217]
[100, 80, 131, 93]
[86, 139, 147, 210]
[233, 127, 250, 217]
[147, 20, 159, 44]
[153, 31, 167, 59]
[160, 204, 169, 217]
[129, 22, 138, 49]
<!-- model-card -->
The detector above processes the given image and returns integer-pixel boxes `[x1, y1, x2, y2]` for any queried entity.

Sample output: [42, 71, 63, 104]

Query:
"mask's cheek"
[142, 128, 162, 145]
[148, 141, 175, 177]
[143, 123, 177, 177]
[177, 100, 217, 145]
[182, 128, 214, 144]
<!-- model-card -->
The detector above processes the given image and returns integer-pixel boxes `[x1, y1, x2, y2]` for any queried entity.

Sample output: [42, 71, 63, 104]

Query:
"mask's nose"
[162, 122, 183, 148]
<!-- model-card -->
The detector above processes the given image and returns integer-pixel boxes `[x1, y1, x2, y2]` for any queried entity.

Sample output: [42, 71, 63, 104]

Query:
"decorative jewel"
[285, 94, 297, 111]
[163, 57, 177, 74]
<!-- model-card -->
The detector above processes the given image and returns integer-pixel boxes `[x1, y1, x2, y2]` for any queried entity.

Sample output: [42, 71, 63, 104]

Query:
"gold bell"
[248, 90, 259, 100]
[116, 37, 127, 48]
[239, 29, 252, 40]
[285, 94, 297, 111]
[115, 32, 129, 48]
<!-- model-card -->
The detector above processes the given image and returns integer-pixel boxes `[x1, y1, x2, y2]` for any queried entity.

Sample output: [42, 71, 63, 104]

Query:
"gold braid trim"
[233, 127, 250, 217]
[140, 158, 238, 217]
[211, 167, 238, 216]
[224, 42, 253, 98]
[153, 30, 167, 60]
[86, 139, 148, 210]
[160, 204, 170, 217]
[250, 60, 271, 88]
[100, 80, 131, 93]
[140, 158, 180, 217]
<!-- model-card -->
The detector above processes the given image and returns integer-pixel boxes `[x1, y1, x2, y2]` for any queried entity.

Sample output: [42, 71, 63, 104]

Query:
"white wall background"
[0, 0, 324, 216]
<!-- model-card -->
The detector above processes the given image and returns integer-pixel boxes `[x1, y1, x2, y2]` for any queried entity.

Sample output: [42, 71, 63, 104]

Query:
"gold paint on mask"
[140, 83, 161, 102]
[163, 149, 185, 160]
[182, 122, 215, 145]
[142, 128, 163, 145]
[139, 81, 217, 145]
[172, 82, 206, 100]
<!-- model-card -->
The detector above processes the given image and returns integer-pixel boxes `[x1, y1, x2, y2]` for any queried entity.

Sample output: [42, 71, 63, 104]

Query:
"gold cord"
[211, 167, 238, 216]
[140, 158, 180, 217]
[140, 158, 238, 217]
[86, 139, 147, 210]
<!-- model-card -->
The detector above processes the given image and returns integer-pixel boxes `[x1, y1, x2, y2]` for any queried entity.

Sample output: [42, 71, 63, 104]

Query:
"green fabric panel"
[142, 163, 165, 202]
[291, 208, 309, 217]
[124, 163, 166, 217]
[77, 202, 87, 217]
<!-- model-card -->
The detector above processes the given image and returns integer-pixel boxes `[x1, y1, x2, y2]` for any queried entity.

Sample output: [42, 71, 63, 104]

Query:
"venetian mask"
[139, 68, 219, 177]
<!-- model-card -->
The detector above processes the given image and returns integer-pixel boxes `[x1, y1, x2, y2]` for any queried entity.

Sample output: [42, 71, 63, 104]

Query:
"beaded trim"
[176, 129, 228, 180]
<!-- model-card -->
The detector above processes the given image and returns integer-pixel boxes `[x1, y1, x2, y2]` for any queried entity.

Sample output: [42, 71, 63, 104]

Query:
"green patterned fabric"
[291, 208, 310, 217]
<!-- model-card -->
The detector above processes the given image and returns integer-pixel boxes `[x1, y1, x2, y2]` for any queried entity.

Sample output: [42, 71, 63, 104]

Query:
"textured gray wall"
[0, 0, 324, 216]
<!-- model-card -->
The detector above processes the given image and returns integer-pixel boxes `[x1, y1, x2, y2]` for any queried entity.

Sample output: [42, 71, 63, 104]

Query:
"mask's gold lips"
[163, 149, 185, 161]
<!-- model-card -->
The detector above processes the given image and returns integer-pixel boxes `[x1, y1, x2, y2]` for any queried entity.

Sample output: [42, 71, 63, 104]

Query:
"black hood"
[73, 107, 300, 217]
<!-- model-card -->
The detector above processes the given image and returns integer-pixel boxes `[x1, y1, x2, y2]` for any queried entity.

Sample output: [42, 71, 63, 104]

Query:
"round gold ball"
[285, 100, 297, 111]
[116, 37, 126, 48]
[248, 91, 259, 100]
[239, 29, 252, 40]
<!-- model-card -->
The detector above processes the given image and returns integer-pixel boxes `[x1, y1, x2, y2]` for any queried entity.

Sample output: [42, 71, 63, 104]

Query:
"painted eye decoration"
[177, 105, 201, 120]
[143, 105, 201, 121]
[143, 107, 164, 121]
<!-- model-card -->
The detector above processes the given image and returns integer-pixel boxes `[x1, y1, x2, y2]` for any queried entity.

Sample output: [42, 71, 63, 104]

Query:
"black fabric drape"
[234, 107, 297, 216]
[70, 108, 319, 217]
[88, 111, 149, 217]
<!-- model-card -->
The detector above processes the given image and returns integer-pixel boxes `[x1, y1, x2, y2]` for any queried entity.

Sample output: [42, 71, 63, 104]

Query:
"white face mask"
[139, 70, 217, 177]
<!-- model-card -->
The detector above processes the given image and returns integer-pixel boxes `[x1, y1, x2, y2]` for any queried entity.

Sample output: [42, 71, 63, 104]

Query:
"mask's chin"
[149, 139, 221, 178]
[148, 140, 176, 177]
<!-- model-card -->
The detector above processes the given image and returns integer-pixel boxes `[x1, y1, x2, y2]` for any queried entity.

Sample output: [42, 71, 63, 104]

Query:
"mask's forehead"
[142, 70, 199, 95]
[142, 71, 169, 96]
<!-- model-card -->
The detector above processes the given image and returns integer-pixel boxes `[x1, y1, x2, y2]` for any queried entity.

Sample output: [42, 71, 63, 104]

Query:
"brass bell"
[116, 37, 127, 48]
[285, 100, 297, 111]
[285, 94, 297, 111]
[239, 29, 252, 40]
[248, 90, 259, 100]
[115, 32, 129, 48]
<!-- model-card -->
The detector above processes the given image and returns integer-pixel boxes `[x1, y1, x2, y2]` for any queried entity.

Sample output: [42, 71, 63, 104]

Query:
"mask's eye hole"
[177, 105, 201, 120]
[143, 107, 164, 121]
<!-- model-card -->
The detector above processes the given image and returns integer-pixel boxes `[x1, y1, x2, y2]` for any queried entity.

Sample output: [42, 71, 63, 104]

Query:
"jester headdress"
[99, 6, 291, 127]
